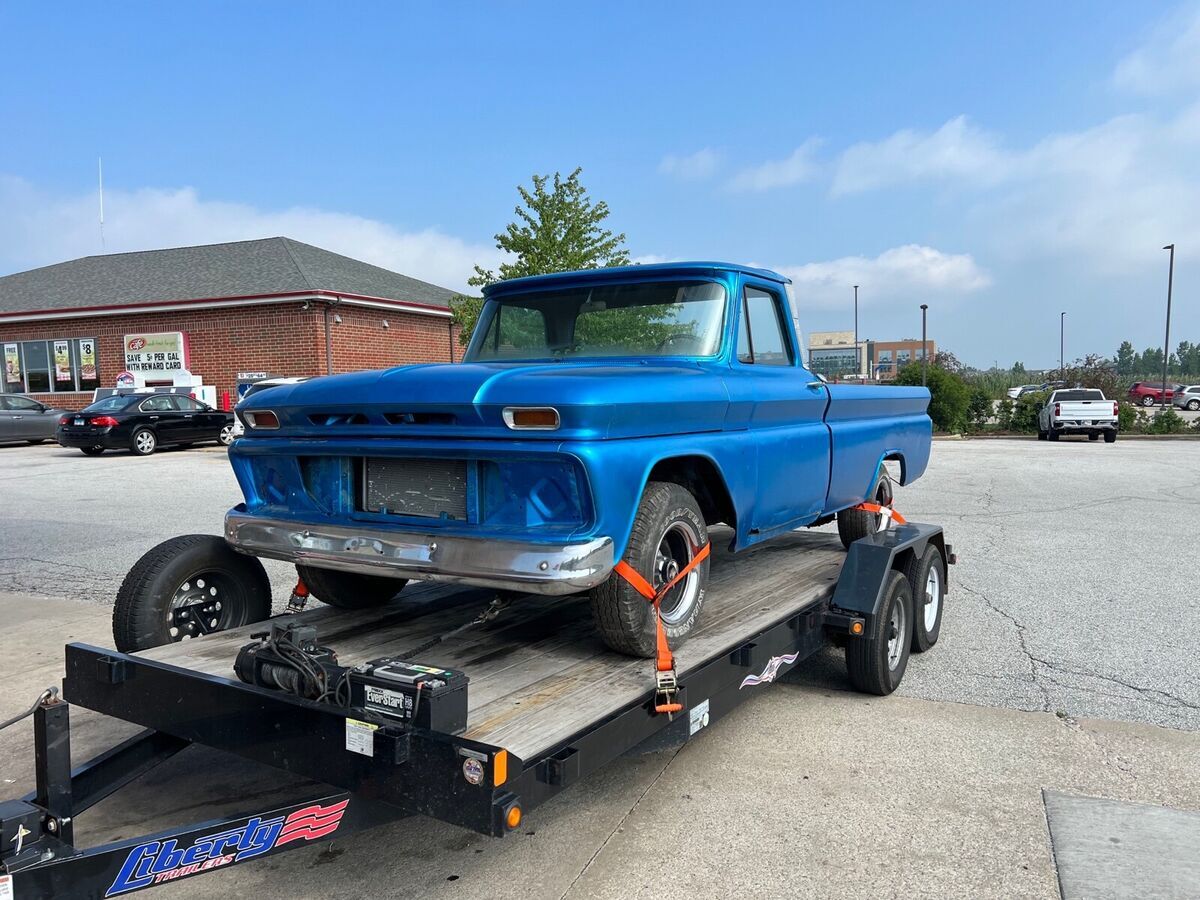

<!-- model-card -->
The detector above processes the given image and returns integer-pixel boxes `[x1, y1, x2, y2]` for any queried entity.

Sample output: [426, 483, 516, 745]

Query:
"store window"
[2, 338, 99, 393]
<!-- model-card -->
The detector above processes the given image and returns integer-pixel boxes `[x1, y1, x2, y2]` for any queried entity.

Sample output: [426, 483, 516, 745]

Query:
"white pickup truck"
[1037, 388, 1119, 442]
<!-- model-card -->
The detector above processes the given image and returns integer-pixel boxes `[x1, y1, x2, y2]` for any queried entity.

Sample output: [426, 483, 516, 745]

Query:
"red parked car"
[1127, 381, 1183, 406]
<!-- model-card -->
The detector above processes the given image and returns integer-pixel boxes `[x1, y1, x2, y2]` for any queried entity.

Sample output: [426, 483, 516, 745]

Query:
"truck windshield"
[467, 280, 726, 362]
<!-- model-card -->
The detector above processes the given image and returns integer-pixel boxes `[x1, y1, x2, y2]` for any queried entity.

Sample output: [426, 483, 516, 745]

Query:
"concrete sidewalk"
[2, 592, 1198, 899]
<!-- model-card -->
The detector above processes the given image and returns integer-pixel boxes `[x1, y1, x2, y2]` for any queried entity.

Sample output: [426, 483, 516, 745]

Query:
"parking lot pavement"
[2, 437, 1197, 731]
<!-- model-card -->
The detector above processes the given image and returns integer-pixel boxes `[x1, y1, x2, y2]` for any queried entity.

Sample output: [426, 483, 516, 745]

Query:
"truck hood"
[239, 361, 730, 440]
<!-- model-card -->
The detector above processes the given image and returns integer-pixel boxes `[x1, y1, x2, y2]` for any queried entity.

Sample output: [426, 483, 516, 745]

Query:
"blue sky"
[2, 1, 1197, 368]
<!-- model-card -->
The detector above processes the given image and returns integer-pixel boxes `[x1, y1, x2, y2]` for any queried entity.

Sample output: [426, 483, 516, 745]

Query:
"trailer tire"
[904, 544, 945, 653]
[113, 535, 272, 651]
[837, 469, 893, 550]
[296, 565, 407, 609]
[590, 481, 709, 658]
[845, 569, 912, 695]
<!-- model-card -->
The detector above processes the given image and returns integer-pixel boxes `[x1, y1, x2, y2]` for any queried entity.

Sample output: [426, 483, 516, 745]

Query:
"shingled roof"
[0, 237, 457, 317]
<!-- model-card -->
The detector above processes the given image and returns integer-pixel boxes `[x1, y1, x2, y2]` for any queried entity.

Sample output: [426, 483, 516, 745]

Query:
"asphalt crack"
[958, 583, 1052, 712]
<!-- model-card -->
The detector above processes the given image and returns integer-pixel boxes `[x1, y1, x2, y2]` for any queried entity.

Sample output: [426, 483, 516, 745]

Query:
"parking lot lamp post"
[920, 304, 928, 386]
[1059, 311, 1065, 375]
[1162, 244, 1175, 411]
[853, 285, 859, 378]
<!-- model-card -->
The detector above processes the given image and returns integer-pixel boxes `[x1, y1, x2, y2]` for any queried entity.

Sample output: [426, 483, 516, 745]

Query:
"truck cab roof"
[484, 262, 791, 297]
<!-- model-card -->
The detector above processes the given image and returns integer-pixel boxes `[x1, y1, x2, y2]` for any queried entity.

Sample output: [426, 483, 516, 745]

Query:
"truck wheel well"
[883, 452, 907, 486]
[647, 456, 736, 530]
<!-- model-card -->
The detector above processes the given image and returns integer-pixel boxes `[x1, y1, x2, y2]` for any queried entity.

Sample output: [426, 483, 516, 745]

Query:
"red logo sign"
[127, 338, 147, 351]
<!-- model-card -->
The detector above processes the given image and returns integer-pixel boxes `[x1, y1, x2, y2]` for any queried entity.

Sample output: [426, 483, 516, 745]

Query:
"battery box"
[348, 658, 469, 734]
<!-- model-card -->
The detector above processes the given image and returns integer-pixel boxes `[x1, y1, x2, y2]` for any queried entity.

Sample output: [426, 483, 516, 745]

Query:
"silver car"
[0, 395, 68, 444]
[1172, 384, 1200, 411]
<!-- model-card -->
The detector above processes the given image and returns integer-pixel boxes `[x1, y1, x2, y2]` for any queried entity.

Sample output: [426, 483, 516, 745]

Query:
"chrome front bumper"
[223, 508, 614, 596]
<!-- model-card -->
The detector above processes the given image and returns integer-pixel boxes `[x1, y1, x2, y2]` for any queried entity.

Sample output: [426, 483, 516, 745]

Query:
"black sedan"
[56, 393, 236, 456]
[0, 395, 68, 444]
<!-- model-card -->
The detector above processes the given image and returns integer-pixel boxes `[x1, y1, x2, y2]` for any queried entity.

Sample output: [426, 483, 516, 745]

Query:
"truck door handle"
[150, 415, 159, 420]
[806, 381, 824, 389]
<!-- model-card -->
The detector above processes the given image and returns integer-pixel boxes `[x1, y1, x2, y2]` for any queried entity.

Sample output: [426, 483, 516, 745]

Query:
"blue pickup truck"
[217, 263, 931, 657]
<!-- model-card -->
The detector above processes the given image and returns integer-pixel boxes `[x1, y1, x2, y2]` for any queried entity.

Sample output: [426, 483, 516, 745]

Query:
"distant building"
[807, 331, 936, 382]
[0, 238, 459, 409]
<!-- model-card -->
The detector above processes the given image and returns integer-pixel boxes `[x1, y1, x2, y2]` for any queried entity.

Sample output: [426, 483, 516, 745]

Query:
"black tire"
[113, 535, 272, 651]
[589, 481, 710, 658]
[130, 427, 157, 456]
[845, 570, 912, 695]
[837, 468, 894, 550]
[1187, 400, 1199, 411]
[904, 544, 945, 653]
[1048, 430, 1060, 441]
[1037, 429, 1047, 441]
[1141, 395, 1155, 407]
[1104, 431, 1117, 443]
[296, 564, 407, 609]
[80, 446, 104, 456]
[1088, 433, 1099, 441]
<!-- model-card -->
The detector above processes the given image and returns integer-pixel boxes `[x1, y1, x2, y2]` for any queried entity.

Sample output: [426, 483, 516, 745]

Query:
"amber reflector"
[506, 407, 559, 429]
[493, 750, 509, 786]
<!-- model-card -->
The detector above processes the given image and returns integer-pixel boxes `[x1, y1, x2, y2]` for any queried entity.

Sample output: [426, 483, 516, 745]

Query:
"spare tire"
[296, 565, 407, 609]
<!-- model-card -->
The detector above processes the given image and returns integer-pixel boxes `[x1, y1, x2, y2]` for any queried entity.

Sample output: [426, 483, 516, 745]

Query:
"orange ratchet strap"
[853, 502, 907, 526]
[614, 541, 711, 717]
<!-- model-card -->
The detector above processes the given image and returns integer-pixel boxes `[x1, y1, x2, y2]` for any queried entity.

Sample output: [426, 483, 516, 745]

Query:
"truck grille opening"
[308, 412, 370, 426]
[383, 412, 457, 426]
[363, 458, 468, 519]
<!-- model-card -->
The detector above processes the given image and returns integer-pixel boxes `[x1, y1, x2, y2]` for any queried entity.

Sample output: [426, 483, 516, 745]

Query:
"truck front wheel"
[296, 565, 407, 610]
[590, 481, 710, 657]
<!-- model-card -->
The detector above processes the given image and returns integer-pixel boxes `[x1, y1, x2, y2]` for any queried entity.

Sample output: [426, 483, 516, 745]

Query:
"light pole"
[853, 285, 859, 378]
[1059, 311, 1065, 375]
[1162, 244, 1175, 410]
[920, 304, 929, 386]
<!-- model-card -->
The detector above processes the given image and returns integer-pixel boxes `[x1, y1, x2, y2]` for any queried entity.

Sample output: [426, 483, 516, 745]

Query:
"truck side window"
[740, 286, 793, 366]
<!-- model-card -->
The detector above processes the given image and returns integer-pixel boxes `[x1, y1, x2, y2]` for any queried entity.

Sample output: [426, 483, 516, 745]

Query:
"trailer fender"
[827, 523, 949, 626]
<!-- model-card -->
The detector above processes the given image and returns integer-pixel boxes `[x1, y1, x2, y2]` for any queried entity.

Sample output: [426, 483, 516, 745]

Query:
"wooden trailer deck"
[140, 528, 846, 760]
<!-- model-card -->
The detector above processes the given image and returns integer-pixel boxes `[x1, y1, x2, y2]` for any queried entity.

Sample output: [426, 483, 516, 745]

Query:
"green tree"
[1115, 341, 1135, 376]
[967, 386, 993, 432]
[450, 168, 630, 346]
[895, 361, 970, 432]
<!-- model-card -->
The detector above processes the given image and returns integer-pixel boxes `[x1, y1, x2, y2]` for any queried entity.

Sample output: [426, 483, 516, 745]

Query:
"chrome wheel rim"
[219, 424, 234, 445]
[653, 520, 703, 626]
[167, 572, 237, 641]
[135, 431, 155, 453]
[886, 593, 907, 670]
[924, 566, 941, 632]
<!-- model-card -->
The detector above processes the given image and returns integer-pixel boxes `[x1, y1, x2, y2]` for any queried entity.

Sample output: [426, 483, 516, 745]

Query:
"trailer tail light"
[505, 805, 522, 830]
[243, 410, 280, 430]
[502, 407, 559, 430]
[90, 416, 119, 427]
[1054, 403, 1061, 417]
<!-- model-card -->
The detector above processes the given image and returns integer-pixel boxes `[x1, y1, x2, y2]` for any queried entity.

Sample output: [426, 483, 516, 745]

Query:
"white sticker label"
[0, 874, 13, 900]
[345, 718, 378, 757]
[689, 698, 711, 736]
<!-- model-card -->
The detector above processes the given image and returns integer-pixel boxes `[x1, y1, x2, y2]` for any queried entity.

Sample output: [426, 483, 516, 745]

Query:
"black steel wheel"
[295, 565, 407, 609]
[113, 534, 272, 651]
[590, 481, 709, 657]
[837, 468, 893, 550]
[845, 569, 913, 695]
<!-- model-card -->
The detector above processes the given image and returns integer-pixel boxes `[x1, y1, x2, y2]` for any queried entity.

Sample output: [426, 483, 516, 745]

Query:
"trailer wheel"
[904, 544, 945, 653]
[113, 535, 272, 651]
[590, 481, 709, 657]
[837, 469, 893, 550]
[295, 565, 407, 609]
[845, 570, 912, 695]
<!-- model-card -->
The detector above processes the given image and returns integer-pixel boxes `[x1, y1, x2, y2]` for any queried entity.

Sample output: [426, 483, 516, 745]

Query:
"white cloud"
[0, 177, 499, 293]
[658, 148, 721, 180]
[831, 116, 1005, 195]
[774, 245, 991, 310]
[1113, 4, 1200, 95]
[728, 139, 823, 191]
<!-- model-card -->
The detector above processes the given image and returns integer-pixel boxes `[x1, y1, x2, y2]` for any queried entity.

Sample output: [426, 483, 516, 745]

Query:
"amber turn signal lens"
[505, 805, 522, 829]
[503, 407, 559, 430]
[850, 621, 865, 635]
[246, 410, 280, 429]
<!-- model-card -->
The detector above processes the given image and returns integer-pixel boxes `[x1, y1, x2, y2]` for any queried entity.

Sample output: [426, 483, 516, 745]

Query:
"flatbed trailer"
[1, 523, 951, 899]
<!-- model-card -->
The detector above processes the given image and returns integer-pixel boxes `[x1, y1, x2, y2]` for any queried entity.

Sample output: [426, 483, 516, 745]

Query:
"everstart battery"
[348, 658, 469, 734]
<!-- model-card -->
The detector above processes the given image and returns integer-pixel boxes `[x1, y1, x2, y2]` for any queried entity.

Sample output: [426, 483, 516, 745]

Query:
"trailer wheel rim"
[653, 520, 702, 626]
[167, 571, 242, 640]
[219, 424, 234, 445]
[886, 593, 906, 670]
[135, 431, 156, 454]
[924, 566, 941, 632]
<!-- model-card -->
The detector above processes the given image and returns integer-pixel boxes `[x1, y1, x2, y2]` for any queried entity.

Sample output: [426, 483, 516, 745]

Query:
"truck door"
[725, 281, 830, 533]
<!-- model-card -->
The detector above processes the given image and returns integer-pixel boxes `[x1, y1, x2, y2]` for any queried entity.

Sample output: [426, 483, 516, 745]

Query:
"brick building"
[0, 238, 460, 410]
[807, 330, 937, 381]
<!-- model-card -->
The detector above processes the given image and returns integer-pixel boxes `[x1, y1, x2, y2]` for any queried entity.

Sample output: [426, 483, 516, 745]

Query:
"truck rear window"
[1055, 390, 1105, 401]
